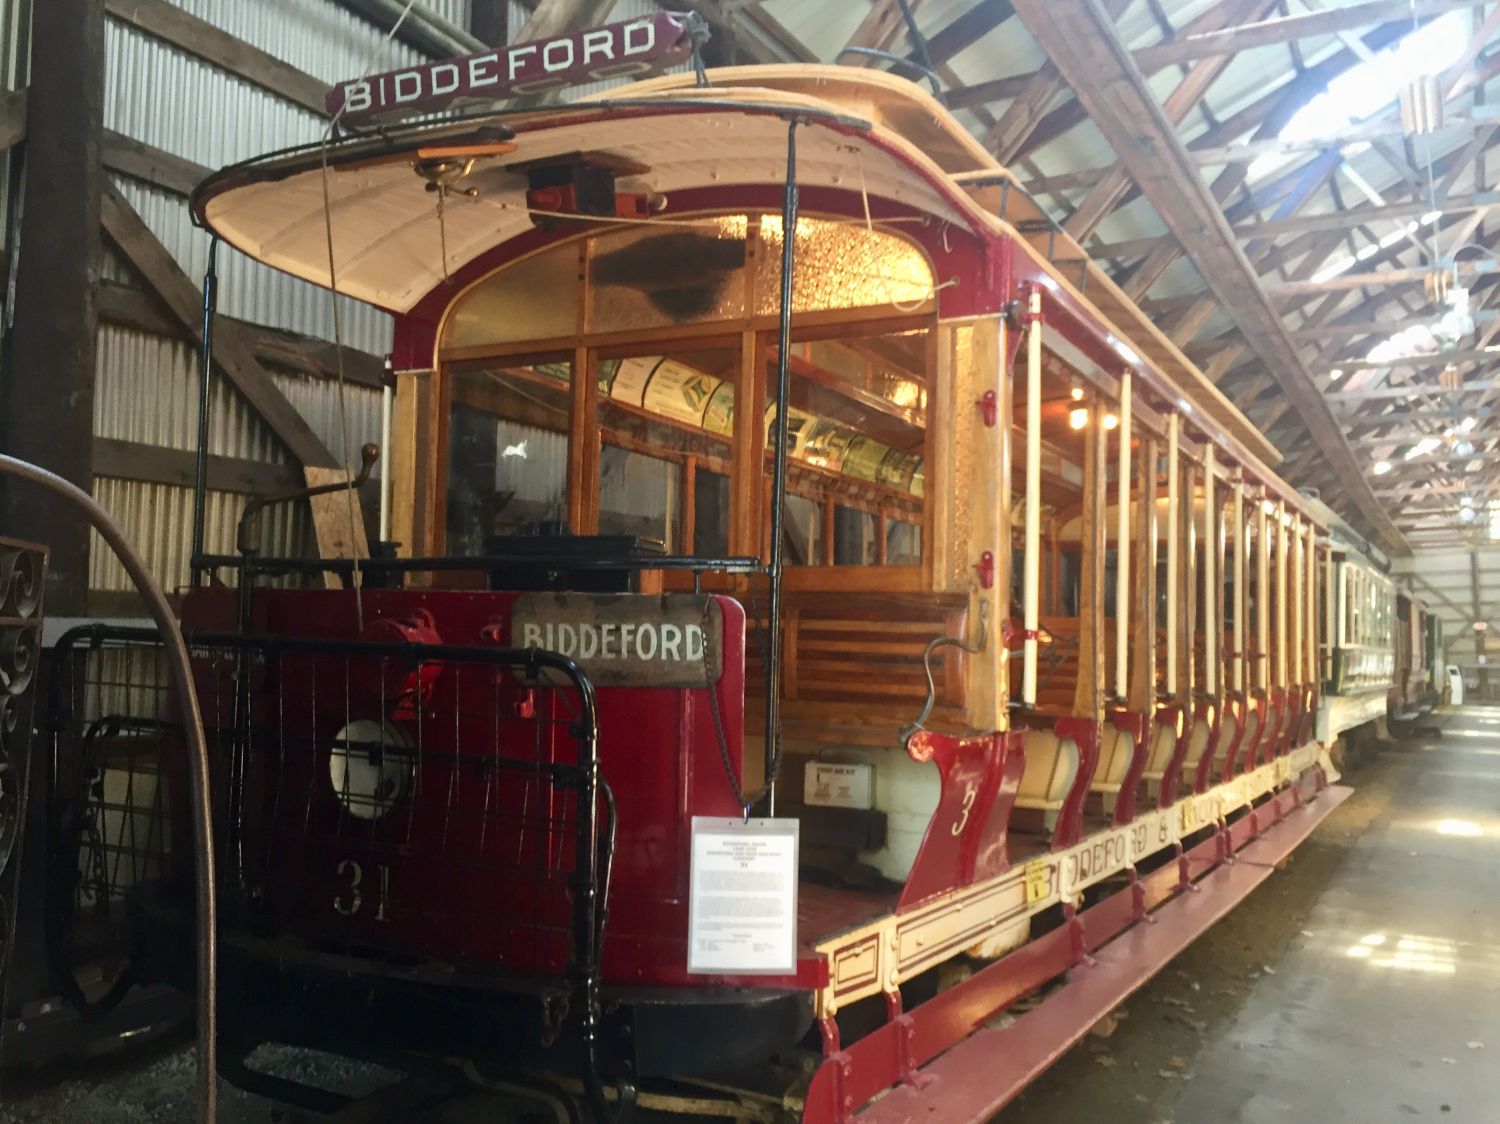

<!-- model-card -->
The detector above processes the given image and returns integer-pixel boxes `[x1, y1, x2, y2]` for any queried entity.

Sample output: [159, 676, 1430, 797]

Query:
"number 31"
[333, 859, 389, 922]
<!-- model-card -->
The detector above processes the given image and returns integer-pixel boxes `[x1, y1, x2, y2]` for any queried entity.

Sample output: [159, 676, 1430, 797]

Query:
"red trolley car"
[49, 47, 1353, 1123]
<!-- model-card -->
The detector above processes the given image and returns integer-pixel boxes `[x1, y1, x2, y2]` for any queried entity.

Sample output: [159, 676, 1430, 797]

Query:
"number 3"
[333, 859, 362, 916]
[951, 783, 978, 836]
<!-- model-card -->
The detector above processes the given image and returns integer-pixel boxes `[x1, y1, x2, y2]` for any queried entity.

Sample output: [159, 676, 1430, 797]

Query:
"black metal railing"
[46, 623, 617, 1112]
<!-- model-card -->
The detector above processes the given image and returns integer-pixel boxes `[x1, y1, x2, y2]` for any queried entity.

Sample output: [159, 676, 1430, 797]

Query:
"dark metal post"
[190, 237, 220, 584]
[763, 120, 799, 815]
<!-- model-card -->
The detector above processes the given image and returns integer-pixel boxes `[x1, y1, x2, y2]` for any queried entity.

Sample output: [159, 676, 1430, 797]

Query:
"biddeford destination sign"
[327, 12, 696, 125]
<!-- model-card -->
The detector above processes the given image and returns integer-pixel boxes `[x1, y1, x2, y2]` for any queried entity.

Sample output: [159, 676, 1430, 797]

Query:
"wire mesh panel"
[46, 625, 610, 1025]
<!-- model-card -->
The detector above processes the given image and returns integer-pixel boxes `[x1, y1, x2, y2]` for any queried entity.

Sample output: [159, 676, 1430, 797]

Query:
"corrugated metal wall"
[1394, 547, 1500, 676]
[85, 0, 688, 611]
[94, 0, 412, 610]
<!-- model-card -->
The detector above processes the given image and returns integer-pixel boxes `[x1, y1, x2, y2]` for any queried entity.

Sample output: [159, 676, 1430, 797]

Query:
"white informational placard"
[804, 761, 874, 809]
[687, 817, 799, 976]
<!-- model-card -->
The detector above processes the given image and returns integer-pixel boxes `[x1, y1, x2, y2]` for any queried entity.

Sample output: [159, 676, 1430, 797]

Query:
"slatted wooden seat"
[1008, 615, 1083, 716]
[746, 591, 970, 742]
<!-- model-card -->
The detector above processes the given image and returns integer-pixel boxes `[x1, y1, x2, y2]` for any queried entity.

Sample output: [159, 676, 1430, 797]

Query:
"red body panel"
[181, 587, 756, 988]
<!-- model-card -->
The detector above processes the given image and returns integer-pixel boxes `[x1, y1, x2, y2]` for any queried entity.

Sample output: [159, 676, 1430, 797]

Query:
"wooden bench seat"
[747, 591, 970, 738]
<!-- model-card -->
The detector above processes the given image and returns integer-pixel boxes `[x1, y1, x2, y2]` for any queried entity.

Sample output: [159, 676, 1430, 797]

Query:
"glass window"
[834, 506, 876, 565]
[443, 245, 581, 351]
[781, 494, 823, 566]
[589, 220, 749, 334]
[887, 519, 921, 566]
[446, 362, 571, 553]
[694, 469, 730, 556]
[773, 330, 926, 566]
[598, 445, 680, 549]
[756, 216, 934, 315]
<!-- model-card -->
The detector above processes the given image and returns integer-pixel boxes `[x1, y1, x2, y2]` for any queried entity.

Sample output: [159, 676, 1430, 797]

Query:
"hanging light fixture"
[1399, 74, 1444, 136]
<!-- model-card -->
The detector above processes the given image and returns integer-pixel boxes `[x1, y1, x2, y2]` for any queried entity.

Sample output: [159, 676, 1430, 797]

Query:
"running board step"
[852, 785, 1351, 1123]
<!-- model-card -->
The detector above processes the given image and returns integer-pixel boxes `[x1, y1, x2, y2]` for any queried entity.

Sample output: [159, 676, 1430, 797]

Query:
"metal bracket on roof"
[836, 46, 944, 100]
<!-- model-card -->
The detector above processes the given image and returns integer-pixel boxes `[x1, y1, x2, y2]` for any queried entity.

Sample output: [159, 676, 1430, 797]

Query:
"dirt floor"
[0, 742, 1410, 1124]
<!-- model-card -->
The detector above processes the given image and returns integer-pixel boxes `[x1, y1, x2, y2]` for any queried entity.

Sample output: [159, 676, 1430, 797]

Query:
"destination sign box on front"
[326, 12, 696, 125]
[510, 592, 723, 688]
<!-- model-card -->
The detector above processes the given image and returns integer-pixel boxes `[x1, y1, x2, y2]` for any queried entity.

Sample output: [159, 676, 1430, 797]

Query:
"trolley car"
[51, 50, 1362, 1123]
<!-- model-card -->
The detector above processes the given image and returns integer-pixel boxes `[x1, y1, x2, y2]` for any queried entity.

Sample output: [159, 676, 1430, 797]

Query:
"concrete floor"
[1169, 706, 1500, 1123]
[5, 710, 1495, 1122]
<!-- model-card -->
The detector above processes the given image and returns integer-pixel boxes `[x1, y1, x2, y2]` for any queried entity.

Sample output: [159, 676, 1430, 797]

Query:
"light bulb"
[1069, 407, 1089, 430]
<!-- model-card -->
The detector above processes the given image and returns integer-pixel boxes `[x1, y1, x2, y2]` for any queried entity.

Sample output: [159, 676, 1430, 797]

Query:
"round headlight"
[328, 719, 412, 821]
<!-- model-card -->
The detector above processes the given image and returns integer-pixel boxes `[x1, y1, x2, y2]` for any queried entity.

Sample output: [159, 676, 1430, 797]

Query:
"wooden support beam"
[470, 0, 508, 46]
[96, 280, 386, 390]
[1329, 380, 1500, 401]
[1346, 428, 1500, 449]
[100, 184, 340, 470]
[985, 64, 1065, 164]
[1192, 112, 1497, 168]
[93, 437, 301, 495]
[1234, 192, 1500, 239]
[1121, 239, 1185, 299]
[919, 0, 1013, 66]
[516, 0, 618, 42]
[104, 0, 329, 116]
[328, 0, 479, 58]
[1330, 346, 1500, 370]
[1201, 343, 1247, 383]
[843, 0, 930, 58]
[1133, 0, 1473, 68]
[102, 129, 210, 196]
[1330, 405, 1500, 425]
[1061, 0, 1276, 242]
[1, 0, 105, 613]
[1012, 0, 1407, 554]
[1289, 311, 1500, 341]
[1163, 296, 1219, 346]
[945, 75, 1032, 111]
[1270, 259, 1499, 298]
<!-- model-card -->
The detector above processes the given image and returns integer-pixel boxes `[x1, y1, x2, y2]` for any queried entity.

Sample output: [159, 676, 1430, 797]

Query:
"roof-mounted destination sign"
[327, 12, 697, 126]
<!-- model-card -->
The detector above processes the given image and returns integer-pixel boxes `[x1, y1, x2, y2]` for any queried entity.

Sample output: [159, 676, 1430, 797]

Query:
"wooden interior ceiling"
[319, 0, 1500, 550]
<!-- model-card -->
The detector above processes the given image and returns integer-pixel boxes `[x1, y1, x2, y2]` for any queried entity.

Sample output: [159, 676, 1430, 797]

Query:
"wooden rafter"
[1133, 0, 1474, 68]
[106, 0, 329, 116]
[1011, 0, 1408, 553]
[100, 184, 340, 471]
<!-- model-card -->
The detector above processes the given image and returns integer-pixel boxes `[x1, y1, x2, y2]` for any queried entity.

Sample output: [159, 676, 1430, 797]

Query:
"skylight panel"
[1245, 12, 1469, 183]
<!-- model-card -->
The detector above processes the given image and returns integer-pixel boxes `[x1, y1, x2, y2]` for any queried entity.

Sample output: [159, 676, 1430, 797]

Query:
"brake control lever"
[236, 443, 380, 556]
